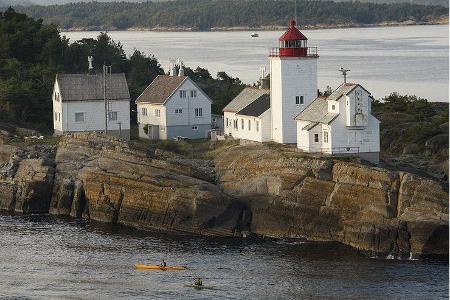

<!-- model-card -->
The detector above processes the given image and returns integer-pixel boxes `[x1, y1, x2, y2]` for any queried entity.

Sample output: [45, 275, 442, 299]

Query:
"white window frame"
[195, 108, 203, 117]
[190, 90, 197, 98]
[75, 112, 85, 123]
[248, 120, 251, 131]
[109, 111, 118, 121]
[241, 119, 244, 130]
[142, 108, 147, 116]
[323, 131, 329, 143]
[155, 109, 160, 117]
[175, 108, 183, 114]
[180, 90, 187, 98]
[314, 133, 319, 143]
[54, 112, 57, 121]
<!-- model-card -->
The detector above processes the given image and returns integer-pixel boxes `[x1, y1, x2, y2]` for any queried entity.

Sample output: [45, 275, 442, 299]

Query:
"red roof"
[278, 20, 307, 41]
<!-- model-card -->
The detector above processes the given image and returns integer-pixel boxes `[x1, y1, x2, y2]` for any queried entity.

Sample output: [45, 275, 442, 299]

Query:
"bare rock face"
[0, 157, 55, 214]
[50, 133, 250, 236]
[214, 144, 448, 258]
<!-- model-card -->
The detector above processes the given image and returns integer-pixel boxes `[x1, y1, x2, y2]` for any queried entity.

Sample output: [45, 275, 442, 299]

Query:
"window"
[248, 120, 251, 131]
[300, 96, 304, 104]
[323, 131, 329, 143]
[256, 121, 259, 132]
[234, 119, 238, 129]
[295, 96, 304, 105]
[109, 111, 118, 121]
[55, 93, 60, 102]
[195, 108, 203, 117]
[155, 109, 160, 117]
[190, 90, 197, 97]
[241, 119, 244, 130]
[175, 109, 183, 114]
[54, 112, 57, 121]
[142, 108, 147, 116]
[75, 112, 85, 122]
[192, 126, 198, 130]
[58, 113, 60, 121]
[314, 134, 319, 143]
[226, 118, 229, 127]
[180, 90, 187, 98]
[332, 105, 335, 110]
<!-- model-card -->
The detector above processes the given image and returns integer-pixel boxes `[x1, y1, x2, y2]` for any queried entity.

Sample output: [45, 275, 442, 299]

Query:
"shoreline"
[60, 19, 448, 32]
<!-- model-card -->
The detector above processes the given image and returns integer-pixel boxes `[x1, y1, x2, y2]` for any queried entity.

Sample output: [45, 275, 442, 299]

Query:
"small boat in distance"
[251, 32, 259, 37]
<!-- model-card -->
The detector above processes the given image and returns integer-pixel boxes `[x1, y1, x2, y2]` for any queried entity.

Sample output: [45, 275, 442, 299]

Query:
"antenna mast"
[103, 64, 112, 135]
[339, 67, 350, 84]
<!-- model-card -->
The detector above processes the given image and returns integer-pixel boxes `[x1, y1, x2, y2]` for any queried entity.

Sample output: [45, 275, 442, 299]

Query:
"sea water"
[63, 25, 449, 102]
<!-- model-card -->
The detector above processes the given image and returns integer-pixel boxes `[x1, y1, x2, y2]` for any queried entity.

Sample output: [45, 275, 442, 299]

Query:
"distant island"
[6, 0, 449, 31]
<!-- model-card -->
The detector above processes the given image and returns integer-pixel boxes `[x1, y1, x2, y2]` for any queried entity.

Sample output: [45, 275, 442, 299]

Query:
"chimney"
[259, 66, 269, 89]
[169, 60, 177, 76]
[88, 56, 94, 74]
[178, 65, 184, 76]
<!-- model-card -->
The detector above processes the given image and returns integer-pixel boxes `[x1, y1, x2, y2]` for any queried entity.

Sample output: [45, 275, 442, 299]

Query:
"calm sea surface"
[63, 25, 449, 102]
[0, 215, 448, 299]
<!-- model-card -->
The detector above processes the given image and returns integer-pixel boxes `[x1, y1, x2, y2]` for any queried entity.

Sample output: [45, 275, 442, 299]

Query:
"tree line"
[10, 0, 448, 31]
[0, 8, 244, 131]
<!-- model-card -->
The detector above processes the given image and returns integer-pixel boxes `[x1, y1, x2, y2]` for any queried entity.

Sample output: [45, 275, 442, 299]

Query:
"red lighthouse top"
[270, 19, 318, 58]
[278, 20, 307, 41]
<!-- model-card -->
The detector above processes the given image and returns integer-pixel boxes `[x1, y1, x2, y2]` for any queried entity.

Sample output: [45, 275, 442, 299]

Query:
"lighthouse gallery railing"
[268, 47, 318, 57]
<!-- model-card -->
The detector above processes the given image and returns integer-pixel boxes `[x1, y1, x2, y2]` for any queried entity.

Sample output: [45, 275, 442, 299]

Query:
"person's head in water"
[161, 260, 166, 267]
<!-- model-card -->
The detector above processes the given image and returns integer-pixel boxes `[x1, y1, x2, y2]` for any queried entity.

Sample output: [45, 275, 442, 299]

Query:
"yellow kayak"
[134, 264, 188, 270]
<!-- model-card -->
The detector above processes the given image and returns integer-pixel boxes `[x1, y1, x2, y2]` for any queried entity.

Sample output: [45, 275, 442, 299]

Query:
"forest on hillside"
[8, 0, 448, 30]
[0, 8, 244, 131]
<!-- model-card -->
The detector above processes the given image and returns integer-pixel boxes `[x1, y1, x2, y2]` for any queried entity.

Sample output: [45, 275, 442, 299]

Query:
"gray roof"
[56, 73, 130, 101]
[327, 83, 372, 102]
[295, 96, 338, 125]
[237, 93, 270, 117]
[136, 75, 186, 104]
[223, 87, 270, 113]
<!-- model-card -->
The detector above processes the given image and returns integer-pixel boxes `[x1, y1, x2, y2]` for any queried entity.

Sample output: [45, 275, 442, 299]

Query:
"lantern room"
[277, 20, 312, 57]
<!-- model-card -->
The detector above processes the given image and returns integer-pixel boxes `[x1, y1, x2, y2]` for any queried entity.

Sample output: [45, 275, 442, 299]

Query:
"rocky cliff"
[0, 132, 447, 258]
[214, 144, 448, 258]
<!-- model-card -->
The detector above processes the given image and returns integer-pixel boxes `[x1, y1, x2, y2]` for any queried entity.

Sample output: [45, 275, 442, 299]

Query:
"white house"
[295, 83, 380, 163]
[52, 73, 131, 140]
[224, 19, 318, 144]
[223, 87, 271, 142]
[136, 70, 212, 140]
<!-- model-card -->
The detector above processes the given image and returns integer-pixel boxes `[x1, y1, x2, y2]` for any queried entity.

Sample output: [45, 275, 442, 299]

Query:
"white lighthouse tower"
[269, 20, 318, 144]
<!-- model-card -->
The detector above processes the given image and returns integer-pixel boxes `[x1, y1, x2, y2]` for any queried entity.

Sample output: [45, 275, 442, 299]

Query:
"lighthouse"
[269, 20, 318, 144]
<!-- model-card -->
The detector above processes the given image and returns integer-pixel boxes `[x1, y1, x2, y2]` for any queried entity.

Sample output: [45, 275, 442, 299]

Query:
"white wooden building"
[52, 73, 131, 140]
[223, 87, 271, 142]
[295, 83, 380, 163]
[136, 71, 212, 140]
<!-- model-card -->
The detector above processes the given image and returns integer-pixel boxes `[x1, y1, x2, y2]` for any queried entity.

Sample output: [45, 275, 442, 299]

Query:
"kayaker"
[160, 260, 167, 267]
[194, 278, 203, 286]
